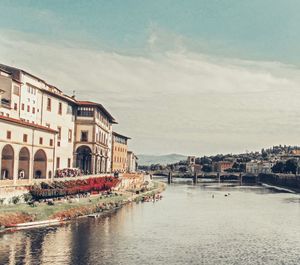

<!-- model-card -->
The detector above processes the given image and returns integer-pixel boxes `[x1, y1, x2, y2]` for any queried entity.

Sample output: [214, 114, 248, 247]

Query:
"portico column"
[73, 152, 78, 168]
[99, 156, 103, 173]
[99, 156, 101, 173]
[13, 156, 18, 185]
[91, 154, 96, 175]
[29, 153, 33, 184]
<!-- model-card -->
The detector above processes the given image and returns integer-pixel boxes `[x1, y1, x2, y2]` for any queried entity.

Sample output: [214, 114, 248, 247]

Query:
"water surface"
[1, 180, 300, 265]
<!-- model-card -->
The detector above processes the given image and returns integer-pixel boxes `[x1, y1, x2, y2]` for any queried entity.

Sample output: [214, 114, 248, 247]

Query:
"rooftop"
[77, 100, 117, 124]
[113, 131, 131, 140]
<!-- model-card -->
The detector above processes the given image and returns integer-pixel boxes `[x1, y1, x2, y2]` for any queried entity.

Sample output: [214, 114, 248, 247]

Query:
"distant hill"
[137, 153, 187, 166]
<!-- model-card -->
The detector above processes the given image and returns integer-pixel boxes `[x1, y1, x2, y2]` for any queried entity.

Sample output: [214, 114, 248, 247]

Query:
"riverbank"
[0, 181, 166, 232]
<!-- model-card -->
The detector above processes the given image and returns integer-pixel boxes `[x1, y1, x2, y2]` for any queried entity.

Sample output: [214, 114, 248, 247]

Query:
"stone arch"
[76, 145, 92, 174]
[18, 147, 30, 179]
[1, 144, 14, 180]
[33, 149, 47, 179]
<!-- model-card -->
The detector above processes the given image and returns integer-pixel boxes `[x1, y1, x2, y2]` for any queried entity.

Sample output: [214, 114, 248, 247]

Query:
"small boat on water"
[88, 213, 102, 218]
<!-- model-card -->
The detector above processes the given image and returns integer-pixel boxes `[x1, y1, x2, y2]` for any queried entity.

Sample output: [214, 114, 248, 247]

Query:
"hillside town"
[0, 63, 139, 187]
[141, 145, 300, 177]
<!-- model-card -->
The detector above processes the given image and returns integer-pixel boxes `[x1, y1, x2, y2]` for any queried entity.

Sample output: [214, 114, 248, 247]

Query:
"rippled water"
[1, 180, 300, 265]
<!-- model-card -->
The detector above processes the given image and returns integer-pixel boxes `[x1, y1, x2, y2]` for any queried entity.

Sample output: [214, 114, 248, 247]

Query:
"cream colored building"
[127, 151, 138, 173]
[0, 64, 118, 186]
[246, 161, 275, 175]
[74, 101, 116, 174]
[0, 64, 76, 173]
[111, 132, 130, 173]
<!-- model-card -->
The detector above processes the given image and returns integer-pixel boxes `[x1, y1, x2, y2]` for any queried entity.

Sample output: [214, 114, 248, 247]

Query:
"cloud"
[1, 29, 300, 155]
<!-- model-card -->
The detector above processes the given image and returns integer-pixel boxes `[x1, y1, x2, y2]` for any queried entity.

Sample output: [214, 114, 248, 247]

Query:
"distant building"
[127, 151, 138, 173]
[187, 156, 196, 166]
[246, 161, 275, 174]
[212, 161, 234, 172]
[111, 132, 130, 173]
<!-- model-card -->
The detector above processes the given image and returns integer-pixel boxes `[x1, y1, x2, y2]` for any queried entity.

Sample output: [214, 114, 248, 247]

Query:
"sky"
[1, 0, 300, 156]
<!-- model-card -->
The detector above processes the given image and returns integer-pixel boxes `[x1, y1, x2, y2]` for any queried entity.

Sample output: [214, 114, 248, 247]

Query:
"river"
[1, 179, 300, 265]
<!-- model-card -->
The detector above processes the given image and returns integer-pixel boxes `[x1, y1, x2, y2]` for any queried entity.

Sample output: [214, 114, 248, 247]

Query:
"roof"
[0, 64, 117, 122]
[0, 64, 75, 103]
[113, 131, 131, 140]
[0, 115, 57, 133]
[77, 100, 117, 123]
[0, 68, 11, 75]
[127, 151, 138, 159]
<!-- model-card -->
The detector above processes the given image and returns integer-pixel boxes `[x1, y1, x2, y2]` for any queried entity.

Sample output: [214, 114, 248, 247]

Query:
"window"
[77, 107, 94, 117]
[50, 139, 53, 146]
[32, 107, 35, 114]
[58, 102, 62, 115]
[56, 157, 60, 169]
[39, 137, 43, 145]
[68, 129, 72, 142]
[21, 104, 24, 111]
[81, 131, 88, 142]
[47, 98, 51, 111]
[6, 131, 11, 139]
[23, 134, 28, 143]
[27, 105, 30, 112]
[14, 103, 17, 110]
[68, 158, 71, 168]
[57, 127, 61, 140]
[57, 141, 60, 147]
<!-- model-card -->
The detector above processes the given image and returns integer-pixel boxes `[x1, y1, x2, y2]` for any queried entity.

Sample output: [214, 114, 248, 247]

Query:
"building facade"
[74, 101, 116, 175]
[111, 132, 130, 173]
[212, 161, 234, 172]
[0, 64, 124, 186]
[246, 161, 275, 175]
[127, 151, 138, 173]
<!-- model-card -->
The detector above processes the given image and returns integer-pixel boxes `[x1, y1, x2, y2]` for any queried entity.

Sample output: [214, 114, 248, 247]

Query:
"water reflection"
[0, 181, 300, 265]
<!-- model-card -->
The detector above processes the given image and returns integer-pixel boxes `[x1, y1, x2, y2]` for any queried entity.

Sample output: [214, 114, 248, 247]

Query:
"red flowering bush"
[29, 176, 121, 200]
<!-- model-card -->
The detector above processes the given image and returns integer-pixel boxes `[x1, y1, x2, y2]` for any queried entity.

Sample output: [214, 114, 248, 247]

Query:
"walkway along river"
[0, 178, 300, 265]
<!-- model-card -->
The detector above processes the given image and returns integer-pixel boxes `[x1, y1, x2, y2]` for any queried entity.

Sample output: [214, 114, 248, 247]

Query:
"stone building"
[111, 132, 130, 173]
[74, 101, 116, 174]
[127, 151, 138, 173]
[0, 64, 121, 186]
[246, 161, 275, 174]
[211, 161, 234, 172]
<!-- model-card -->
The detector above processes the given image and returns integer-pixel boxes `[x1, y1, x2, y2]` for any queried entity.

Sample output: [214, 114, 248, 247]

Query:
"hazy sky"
[1, 0, 300, 156]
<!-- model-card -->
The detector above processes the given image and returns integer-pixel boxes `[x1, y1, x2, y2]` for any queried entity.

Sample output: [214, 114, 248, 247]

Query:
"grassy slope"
[0, 194, 127, 221]
[0, 181, 166, 223]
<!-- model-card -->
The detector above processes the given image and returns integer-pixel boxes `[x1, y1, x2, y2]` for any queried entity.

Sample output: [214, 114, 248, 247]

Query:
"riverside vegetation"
[0, 181, 165, 230]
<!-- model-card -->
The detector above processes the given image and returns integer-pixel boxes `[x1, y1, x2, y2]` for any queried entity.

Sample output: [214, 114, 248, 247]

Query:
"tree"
[202, 165, 212, 172]
[285, 159, 298, 174]
[272, 161, 285, 173]
[178, 167, 187, 173]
